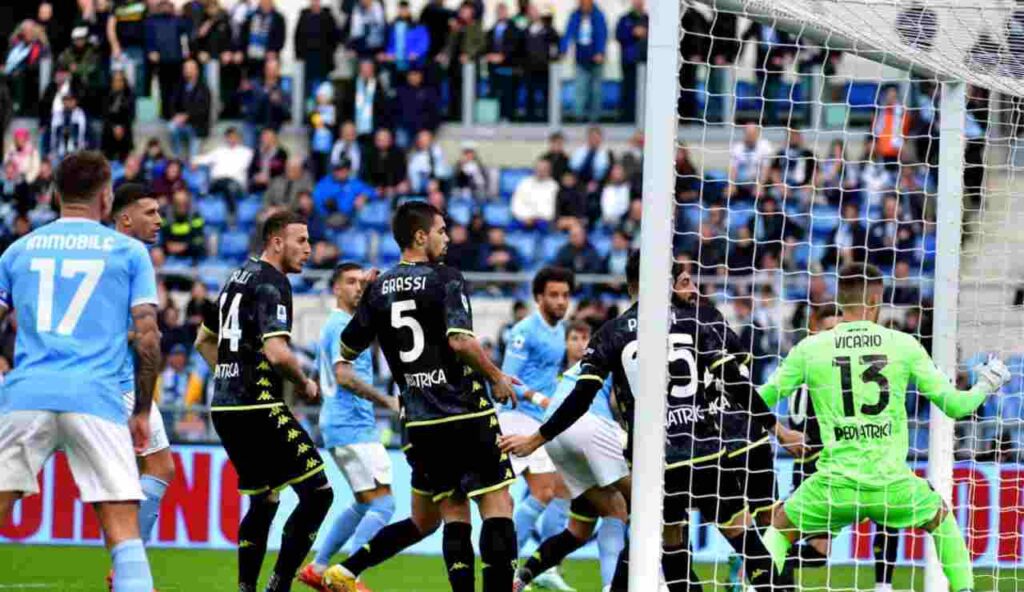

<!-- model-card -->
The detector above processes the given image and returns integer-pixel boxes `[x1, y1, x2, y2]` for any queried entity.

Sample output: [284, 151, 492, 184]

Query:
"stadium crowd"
[0, 0, 1016, 464]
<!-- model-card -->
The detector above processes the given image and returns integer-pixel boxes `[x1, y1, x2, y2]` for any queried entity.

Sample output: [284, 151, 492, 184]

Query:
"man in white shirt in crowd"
[511, 157, 559, 228]
[728, 123, 773, 199]
[192, 127, 254, 209]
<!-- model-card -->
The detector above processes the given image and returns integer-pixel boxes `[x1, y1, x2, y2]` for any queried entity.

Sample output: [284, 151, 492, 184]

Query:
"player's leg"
[268, 471, 334, 592]
[662, 522, 703, 592]
[474, 487, 518, 592]
[136, 405, 174, 543]
[60, 413, 153, 592]
[502, 410, 554, 551]
[0, 411, 59, 523]
[873, 524, 899, 591]
[783, 456, 830, 571]
[240, 491, 281, 591]
[440, 495, 477, 592]
[529, 472, 576, 591]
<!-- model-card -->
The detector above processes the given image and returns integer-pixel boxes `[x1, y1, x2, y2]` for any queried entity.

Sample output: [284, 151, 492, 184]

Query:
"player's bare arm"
[335, 361, 400, 413]
[448, 332, 521, 405]
[130, 303, 161, 453]
[194, 325, 219, 368]
[263, 335, 319, 401]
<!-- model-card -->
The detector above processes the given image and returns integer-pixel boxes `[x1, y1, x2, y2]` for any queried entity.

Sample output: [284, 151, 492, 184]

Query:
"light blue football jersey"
[318, 308, 380, 448]
[501, 312, 566, 422]
[0, 218, 158, 423]
[546, 361, 615, 423]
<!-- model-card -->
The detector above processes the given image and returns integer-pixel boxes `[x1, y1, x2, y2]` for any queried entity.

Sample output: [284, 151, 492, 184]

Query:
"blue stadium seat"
[219, 230, 251, 262]
[110, 161, 125, 183]
[196, 196, 229, 231]
[499, 168, 532, 199]
[376, 233, 402, 265]
[357, 200, 392, 230]
[591, 230, 612, 258]
[506, 231, 538, 264]
[447, 198, 474, 227]
[236, 196, 263, 231]
[183, 165, 210, 196]
[482, 202, 512, 228]
[197, 259, 234, 286]
[540, 234, 568, 262]
[334, 230, 370, 262]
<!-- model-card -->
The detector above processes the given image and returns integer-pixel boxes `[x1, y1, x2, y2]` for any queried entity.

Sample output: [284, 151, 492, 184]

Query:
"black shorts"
[724, 439, 778, 517]
[405, 412, 515, 502]
[791, 453, 819, 489]
[663, 458, 748, 527]
[212, 404, 325, 495]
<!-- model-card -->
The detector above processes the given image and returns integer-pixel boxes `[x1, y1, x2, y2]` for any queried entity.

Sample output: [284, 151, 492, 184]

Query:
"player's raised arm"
[908, 336, 1010, 419]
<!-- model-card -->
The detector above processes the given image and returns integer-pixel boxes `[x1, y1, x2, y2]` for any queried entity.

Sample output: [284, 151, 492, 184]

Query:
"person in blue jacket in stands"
[561, 0, 607, 123]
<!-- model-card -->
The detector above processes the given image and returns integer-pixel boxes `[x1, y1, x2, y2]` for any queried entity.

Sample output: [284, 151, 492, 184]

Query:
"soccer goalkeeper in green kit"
[758, 263, 1011, 592]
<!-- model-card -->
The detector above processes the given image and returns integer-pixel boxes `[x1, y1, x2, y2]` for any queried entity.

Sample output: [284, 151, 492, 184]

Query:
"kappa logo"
[287, 429, 302, 441]
[277, 415, 290, 427]
[297, 443, 311, 455]
[449, 562, 470, 572]
[305, 458, 319, 470]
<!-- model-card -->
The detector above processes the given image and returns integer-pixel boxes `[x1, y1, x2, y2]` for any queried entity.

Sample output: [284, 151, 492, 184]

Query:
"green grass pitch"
[0, 546, 1020, 591]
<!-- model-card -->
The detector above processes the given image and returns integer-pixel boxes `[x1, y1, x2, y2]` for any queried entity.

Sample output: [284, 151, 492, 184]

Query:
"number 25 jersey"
[202, 258, 293, 409]
[339, 261, 491, 427]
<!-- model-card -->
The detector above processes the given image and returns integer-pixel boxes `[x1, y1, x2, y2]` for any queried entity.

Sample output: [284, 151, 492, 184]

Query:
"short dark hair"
[56, 151, 111, 205]
[112, 182, 153, 214]
[262, 210, 307, 243]
[565, 320, 591, 338]
[626, 250, 641, 288]
[331, 261, 363, 286]
[532, 266, 575, 297]
[392, 201, 442, 249]
[812, 303, 841, 324]
[837, 262, 884, 306]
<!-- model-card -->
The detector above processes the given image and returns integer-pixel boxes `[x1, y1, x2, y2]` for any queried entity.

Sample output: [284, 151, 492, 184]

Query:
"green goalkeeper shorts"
[783, 473, 943, 535]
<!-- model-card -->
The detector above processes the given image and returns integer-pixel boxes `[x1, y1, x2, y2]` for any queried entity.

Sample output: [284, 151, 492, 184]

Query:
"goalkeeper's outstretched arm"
[908, 338, 1010, 419]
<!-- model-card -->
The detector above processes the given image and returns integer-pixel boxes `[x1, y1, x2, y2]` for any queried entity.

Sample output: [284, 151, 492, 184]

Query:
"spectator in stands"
[362, 128, 407, 198]
[245, 59, 291, 145]
[729, 123, 773, 199]
[393, 68, 442, 147]
[563, 0, 607, 123]
[726, 224, 756, 275]
[1, 160, 32, 215]
[342, 59, 391, 146]
[885, 260, 920, 306]
[194, 0, 236, 116]
[706, 9, 740, 122]
[155, 344, 204, 422]
[329, 121, 362, 177]
[100, 70, 136, 162]
[615, 0, 647, 123]
[312, 159, 374, 226]
[248, 127, 288, 192]
[307, 82, 337, 179]
[442, 1, 485, 121]
[484, 3, 522, 122]
[49, 91, 87, 160]
[27, 184, 58, 228]
[748, 196, 789, 264]
[821, 201, 867, 269]
[619, 130, 644, 194]
[168, 59, 212, 162]
[294, 0, 338, 103]
[115, 154, 144, 190]
[348, 0, 388, 58]
[619, 197, 642, 240]
[554, 219, 604, 274]
[678, 6, 708, 121]
[36, 3, 68, 60]
[240, 0, 285, 79]
[480, 226, 522, 274]
[5, 19, 49, 114]
[741, 22, 795, 124]
[58, 26, 102, 117]
[554, 170, 586, 226]
[446, 224, 481, 270]
[145, 1, 190, 120]
[570, 126, 613, 197]
[152, 158, 188, 203]
[265, 158, 314, 209]
[600, 164, 631, 226]
[511, 157, 558, 228]
[896, 163, 928, 221]
[160, 188, 207, 262]
[39, 66, 79, 155]
[294, 190, 336, 266]
[141, 138, 169, 181]
[813, 139, 852, 206]
[193, 127, 253, 209]
[520, 5, 559, 122]
[605, 229, 630, 276]
[453, 144, 489, 198]
[407, 130, 449, 194]
[541, 131, 569, 181]
[771, 128, 816, 208]
[867, 194, 918, 270]
[732, 295, 772, 384]
[382, 1, 430, 78]
[872, 85, 909, 168]
[110, 0, 149, 96]
[4, 128, 40, 184]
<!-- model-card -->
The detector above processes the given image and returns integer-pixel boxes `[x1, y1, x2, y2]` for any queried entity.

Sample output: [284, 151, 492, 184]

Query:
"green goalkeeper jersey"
[760, 320, 987, 489]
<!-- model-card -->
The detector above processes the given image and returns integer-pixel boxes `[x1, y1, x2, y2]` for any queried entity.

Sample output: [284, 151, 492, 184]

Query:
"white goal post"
[633, 1, 1024, 591]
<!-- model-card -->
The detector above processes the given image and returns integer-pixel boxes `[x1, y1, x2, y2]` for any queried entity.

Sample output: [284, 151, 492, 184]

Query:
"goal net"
[632, 0, 1024, 591]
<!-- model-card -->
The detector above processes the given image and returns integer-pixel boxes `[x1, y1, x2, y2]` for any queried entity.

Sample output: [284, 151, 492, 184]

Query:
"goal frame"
[632, 2, 968, 591]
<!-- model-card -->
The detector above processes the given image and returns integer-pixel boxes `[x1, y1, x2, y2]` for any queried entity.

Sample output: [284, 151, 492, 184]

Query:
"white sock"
[876, 584, 894, 592]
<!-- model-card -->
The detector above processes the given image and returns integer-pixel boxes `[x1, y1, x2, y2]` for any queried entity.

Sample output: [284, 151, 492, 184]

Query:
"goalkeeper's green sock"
[762, 527, 792, 574]
[931, 513, 974, 592]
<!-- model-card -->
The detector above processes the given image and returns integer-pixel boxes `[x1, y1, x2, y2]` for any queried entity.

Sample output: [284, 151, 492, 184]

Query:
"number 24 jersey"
[202, 258, 293, 409]
[339, 261, 491, 427]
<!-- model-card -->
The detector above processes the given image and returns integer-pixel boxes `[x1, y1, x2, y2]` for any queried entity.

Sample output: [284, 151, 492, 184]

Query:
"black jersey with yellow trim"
[202, 258, 294, 409]
[339, 260, 492, 425]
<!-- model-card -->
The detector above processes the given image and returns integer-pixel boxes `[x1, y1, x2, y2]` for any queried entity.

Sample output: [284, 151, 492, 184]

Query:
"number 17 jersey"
[340, 261, 491, 427]
[202, 258, 293, 409]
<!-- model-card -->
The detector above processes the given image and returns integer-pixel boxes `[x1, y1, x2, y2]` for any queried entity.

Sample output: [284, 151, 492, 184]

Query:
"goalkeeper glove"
[973, 356, 1011, 395]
